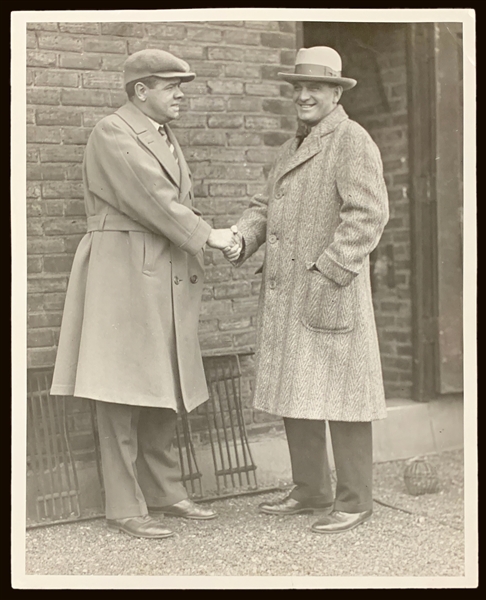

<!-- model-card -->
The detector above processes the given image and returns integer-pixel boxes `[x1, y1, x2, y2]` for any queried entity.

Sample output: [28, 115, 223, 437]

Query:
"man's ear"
[334, 85, 343, 104]
[134, 82, 147, 102]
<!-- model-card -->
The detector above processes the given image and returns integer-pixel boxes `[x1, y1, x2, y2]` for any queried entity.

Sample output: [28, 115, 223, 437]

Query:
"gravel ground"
[25, 449, 464, 578]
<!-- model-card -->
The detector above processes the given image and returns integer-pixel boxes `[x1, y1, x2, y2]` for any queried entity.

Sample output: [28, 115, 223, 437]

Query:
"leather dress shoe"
[149, 498, 217, 520]
[106, 515, 174, 539]
[311, 509, 372, 534]
[259, 495, 333, 516]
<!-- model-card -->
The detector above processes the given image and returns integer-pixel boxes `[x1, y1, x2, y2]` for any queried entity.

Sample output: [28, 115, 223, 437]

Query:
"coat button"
[269, 279, 276, 289]
[268, 234, 277, 244]
[274, 190, 284, 199]
[174, 276, 180, 285]
[190, 275, 198, 284]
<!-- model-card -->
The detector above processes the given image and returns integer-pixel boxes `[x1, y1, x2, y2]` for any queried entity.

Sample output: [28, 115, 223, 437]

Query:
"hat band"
[294, 64, 341, 77]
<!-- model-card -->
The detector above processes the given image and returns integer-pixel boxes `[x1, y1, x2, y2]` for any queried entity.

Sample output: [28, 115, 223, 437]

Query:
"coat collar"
[115, 102, 183, 190]
[275, 104, 349, 182]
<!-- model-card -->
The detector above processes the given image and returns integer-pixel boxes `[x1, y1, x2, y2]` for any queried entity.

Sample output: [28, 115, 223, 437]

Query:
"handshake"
[207, 225, 243, 263]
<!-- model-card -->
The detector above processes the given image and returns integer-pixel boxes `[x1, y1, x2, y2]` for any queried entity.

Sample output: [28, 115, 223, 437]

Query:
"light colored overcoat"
[236, 105, 389, 421]
[51, 102, 211, 412]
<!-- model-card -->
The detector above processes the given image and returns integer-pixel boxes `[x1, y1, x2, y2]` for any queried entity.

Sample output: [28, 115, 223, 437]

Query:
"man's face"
[292, 81, 342, 127]
[139, 77, 184, 124]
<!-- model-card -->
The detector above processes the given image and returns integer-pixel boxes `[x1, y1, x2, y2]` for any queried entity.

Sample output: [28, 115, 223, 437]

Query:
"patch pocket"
[301, 270, 356, 333]
[142, 233, 154, 275]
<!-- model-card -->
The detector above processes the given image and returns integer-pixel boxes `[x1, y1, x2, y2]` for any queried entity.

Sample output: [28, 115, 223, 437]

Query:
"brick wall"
[304, 22, 413, 398]
[26, 20, 299, 450]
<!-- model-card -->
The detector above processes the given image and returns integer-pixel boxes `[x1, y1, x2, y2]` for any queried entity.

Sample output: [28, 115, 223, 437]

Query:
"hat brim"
[278, 73, 357, 91]
[125, 71, 196, 85]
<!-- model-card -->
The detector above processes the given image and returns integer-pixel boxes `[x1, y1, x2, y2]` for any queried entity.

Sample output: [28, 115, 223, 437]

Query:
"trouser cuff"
[333, 499, 373, 514]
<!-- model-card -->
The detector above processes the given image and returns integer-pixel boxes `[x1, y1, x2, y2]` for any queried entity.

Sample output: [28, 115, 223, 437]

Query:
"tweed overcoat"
[236, 105, 389, 421]
[51, 102, 211, 412]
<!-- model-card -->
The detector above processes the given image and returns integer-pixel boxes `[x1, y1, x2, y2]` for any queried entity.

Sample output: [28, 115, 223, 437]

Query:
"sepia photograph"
[11, 8, 477, 589]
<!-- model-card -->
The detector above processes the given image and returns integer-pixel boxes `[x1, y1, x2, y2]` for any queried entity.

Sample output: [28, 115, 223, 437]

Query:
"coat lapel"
[115, 103, 181, 188]
[166, 124, 191, 201]
[275, 105, 349, 183]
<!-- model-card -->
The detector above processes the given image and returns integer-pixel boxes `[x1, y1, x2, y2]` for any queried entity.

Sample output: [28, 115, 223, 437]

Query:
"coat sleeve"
[315, 123, 389, 286]
[85, 117, 211, 256]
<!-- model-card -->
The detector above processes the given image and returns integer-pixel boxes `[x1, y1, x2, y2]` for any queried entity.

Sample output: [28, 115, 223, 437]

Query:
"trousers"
[96, 400, 187, 520]
[284, 418, 373, 513]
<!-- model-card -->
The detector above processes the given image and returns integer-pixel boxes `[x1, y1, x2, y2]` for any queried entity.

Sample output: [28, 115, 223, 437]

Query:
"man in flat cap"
[51, 49, 240, 539]
[225, 47, 389, 534]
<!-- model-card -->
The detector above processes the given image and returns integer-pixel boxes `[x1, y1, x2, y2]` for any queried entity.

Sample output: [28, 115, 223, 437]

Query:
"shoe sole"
[310, 514, 371, 534]
[160, 512, 218, 521]
[107, 524, 174, 539]
[259, 507, 332, 516]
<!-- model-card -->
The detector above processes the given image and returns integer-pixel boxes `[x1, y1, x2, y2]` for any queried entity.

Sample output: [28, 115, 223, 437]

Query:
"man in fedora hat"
[51, 49, 240, 539]
[225, 46, 389, 534]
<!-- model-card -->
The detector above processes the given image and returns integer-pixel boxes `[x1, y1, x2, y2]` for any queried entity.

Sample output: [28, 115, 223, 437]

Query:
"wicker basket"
[403, 458, 440, 496]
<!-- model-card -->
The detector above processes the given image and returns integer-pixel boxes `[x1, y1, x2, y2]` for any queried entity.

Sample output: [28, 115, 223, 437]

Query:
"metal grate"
[27, 369, 81, 524]
[203, 354, 258, 495]
[26, 353, 260, 526]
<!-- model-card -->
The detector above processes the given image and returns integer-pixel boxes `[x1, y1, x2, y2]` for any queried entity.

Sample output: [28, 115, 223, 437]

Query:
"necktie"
[158, 126, 178, 162]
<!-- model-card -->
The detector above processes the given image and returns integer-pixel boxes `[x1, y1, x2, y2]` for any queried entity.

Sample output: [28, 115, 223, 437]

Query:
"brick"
[101, 55, 127, 72]
[206, 46, 244, 63]
[27, 88, 60, 105]
[279, 83, 294, 99]
[227, 97, 263, 112]
[61, 89, 111, 106]
[26, 200, 43, 217]
[28, 276, 68, 293]
[207, 80, 244, 95]
[262, 98, 295, 115]
[279, 21, 296, 33]
[144, 23, 187, 39]
[199, 333, 233, 351]
[27, 184, 41, 199]
[27, 106, 35, 124]
[37, 33, 83, 52]
[209, 183, 247, 197]
[204, 266, 233, 283]
[181, 81, 208, 97]
[27, 148, 39, 163]
[34, 70, 79, 88]
[27, 237, 65, 254]
[281, 116, 297, 131]
[64, 234, 84, 253]
[27, 51, 57, 68]
[261, 65, 282, 80]
[212, 21, 245, 28]
[66, 165, 83, 180]
[246, 147, 278, 163]
[43, 219, 86, 236]
[27, 31, 37, 49]
[27, 256, 43, 274]
[244, 21, 279, 30]
[170, 114, 207, 129]
[62, 127, 92, 145]
[27, 22, 59, 31]
[44, 255, 75, 273]
[39, 164, 68, 180]
[168, 44, 206, 60]
[245, 83, 281, 97]
[60, 54, 102, 70]
[280, 49, 298, 66]
[59, 22, 100, 35]
[190, 96, 226, 112]
[43, 292, 68, 311]
[42, 182, 84, 199]
[190, 131, 226, 146]
[225, 165, 263, 180]
[198, 319, 219, 334]
[263, 131, 292, 146]
[28, 313, 63, 328]
[209, 148, 247, 163]
[28, 327, 55, 347]
[27, 347, 57, 368]
[186, 26, 223, 43]
[83, 38, 126, 54]
[261, 31, 295, 49]
[232, 331, 257, 346]
[247, 183, 266, 196]
[223, 63, 262, 79]
[36, 108, 82, 127]
[222, 29, 260, 45]
[82, 72, 124, 89]
[45, 201, 65, 216]
[27, 126, 62, 144]
[244, 48, 280, 64]
[189, 163, 227, 180]
[183, 60, 223, 78]
[208, 114, 244, 129]
[110, 91, 127, 108]
[40, 146, 84, 163]
[101, 22, 144, 37]
[245, 115, 280, 130]
[227, 132, 262, 146]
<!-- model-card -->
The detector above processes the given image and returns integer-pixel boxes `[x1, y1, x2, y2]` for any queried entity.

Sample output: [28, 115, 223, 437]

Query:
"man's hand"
[207, 228, 238, 250]
[223, 225, 243, 262]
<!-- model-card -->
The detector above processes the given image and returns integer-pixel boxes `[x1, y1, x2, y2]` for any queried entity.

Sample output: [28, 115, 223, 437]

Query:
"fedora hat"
[124, 49, 196, 86]
[278, 46, 357, 91]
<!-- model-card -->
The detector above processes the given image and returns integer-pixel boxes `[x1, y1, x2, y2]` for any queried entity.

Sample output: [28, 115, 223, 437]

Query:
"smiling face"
[292, 81, 343, 127]
[135, 77, 184, 124]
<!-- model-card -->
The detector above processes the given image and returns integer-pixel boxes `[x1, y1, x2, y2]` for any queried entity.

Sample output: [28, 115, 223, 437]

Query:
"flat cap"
[123, 49, 196, 86]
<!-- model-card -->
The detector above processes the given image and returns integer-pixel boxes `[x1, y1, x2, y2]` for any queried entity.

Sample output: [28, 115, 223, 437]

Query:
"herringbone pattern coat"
[236, 105, 389, 421]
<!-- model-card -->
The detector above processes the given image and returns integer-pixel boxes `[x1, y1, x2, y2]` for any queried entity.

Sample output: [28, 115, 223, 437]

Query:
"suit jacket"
[235, 105, 390, 421]
[51, 102, 211, 411]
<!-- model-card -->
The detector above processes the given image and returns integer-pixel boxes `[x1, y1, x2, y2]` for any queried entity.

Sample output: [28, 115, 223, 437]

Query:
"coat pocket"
[301, 270, 356, 333]
[142, 233, 154, 275]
